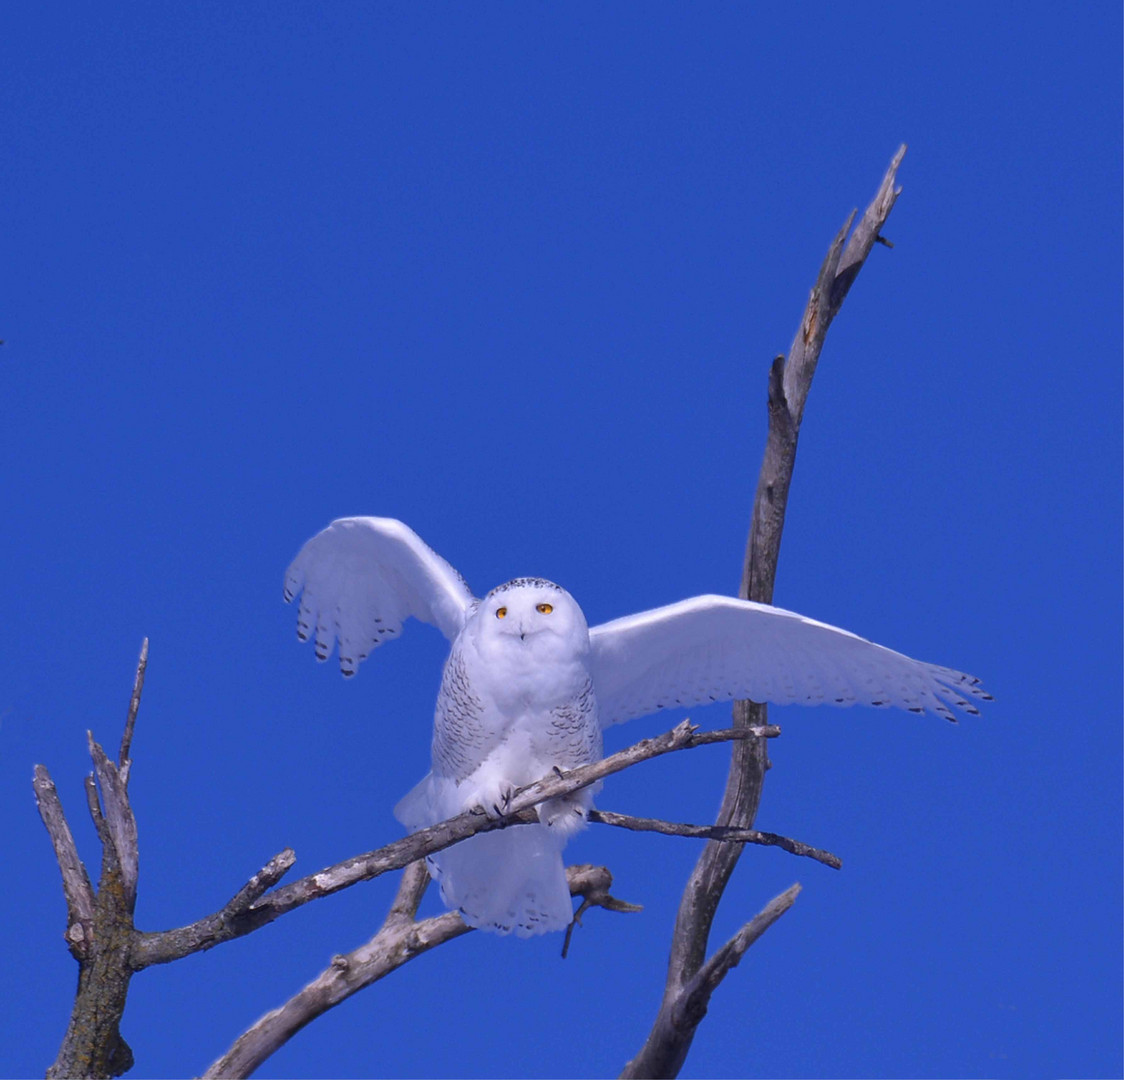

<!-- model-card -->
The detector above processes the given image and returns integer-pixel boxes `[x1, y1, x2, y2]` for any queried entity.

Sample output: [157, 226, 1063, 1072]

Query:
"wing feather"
[283, 517, 475, 676]
[589, 595, 990, 726]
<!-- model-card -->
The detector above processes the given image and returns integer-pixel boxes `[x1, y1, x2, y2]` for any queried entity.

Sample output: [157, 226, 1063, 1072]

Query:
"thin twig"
[562, 864, 644, 959]
[588, 809, 841, 869]
[675, 884, 802, 1027]
[84, 773, 107, 840]
[119, 638, 148, 768]
[88, 733, 139, 910]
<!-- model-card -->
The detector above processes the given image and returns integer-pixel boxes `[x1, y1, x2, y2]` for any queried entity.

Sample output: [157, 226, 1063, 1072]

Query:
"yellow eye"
[536, 603, 553, 614]
[495, 607, 507, 619]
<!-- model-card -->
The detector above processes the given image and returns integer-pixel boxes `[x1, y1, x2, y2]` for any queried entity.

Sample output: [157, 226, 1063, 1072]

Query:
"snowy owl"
[284, 516, 989, 937]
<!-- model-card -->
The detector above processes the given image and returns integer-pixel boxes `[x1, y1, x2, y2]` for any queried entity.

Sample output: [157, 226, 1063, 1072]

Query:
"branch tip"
[119, 638, 148, 766]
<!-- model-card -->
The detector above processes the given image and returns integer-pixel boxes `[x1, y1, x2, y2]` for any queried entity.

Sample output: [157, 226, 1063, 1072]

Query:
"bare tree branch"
[622, 884, 802, 1079]
[132, 720, 778, 968]
[682, 883, 802, 1013]
[588, 810, 841, 870]
[43, 643, 152, 1080]
[118, 637, 148, 769]
[624, 145, 908, 1079]
[84, 774, 106, 839]
[33, 765, 96, 957]
[561, 864, 645, 959]
[201, 863, 636, 1080]
[87, 733, 139, 910]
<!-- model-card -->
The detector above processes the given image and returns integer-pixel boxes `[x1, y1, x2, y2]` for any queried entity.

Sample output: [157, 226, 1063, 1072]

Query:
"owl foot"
[474, 779, 517, 820]
[538, 793, 592, 838]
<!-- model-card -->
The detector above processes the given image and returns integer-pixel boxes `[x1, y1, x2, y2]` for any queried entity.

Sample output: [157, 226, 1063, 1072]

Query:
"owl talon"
[552, 766, 564, 778]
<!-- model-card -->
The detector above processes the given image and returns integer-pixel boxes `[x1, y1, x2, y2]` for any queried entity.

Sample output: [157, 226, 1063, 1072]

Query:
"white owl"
[284, 517, 990, 937]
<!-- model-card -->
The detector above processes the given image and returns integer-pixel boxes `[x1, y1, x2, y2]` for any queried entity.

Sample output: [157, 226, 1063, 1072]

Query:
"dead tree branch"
[672, 884, 802, 1032]
[118, 637, 147, 769]
[622, 145, 907, 1080]
[41, 641, 149, 1080]
[588, 810, 841, 870]
[202, 863, 636, 1080]
[131, 720, 779, 968]
[33, 766, 96, 958]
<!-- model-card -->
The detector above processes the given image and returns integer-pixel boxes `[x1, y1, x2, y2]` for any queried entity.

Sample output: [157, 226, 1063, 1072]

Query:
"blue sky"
[2, 5, 1120, 1078]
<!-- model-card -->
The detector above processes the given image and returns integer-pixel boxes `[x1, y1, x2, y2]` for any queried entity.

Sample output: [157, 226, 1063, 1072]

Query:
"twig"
[674, 884, 801, 1029]
[88, 733, 139, 910]
[588, 809, 841, 870]
[623, 146, 907, 1080]
[133, 720, 777, 968]
[84, 774, 107, 840]
[561, 864, 643, 959]
[118, 638, 148, 768]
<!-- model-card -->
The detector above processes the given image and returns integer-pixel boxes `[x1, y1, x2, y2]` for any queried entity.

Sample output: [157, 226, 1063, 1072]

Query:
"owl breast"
[431, 630, 601, 792]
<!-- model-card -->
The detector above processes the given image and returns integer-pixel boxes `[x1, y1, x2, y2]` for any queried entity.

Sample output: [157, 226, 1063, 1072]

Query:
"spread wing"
[589, 595, 991, 725]
[283, 517, 476, 676]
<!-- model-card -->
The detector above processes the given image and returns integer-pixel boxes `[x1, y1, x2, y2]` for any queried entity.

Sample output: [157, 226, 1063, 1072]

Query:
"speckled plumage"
[284, 516, 991, 937]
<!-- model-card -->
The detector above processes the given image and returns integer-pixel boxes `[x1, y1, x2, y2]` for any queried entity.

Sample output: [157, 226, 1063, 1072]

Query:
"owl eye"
[495, 607, 507, 619]
[536, 603, 553, 614]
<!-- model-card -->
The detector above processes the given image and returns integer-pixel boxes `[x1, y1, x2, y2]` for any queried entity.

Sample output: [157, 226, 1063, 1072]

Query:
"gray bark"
[200, 863, 627, 1079]
[621, 145, 907, 1080]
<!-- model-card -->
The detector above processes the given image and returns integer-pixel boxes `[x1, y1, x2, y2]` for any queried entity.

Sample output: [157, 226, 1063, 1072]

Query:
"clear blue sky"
[2, 5, 1120, 1079]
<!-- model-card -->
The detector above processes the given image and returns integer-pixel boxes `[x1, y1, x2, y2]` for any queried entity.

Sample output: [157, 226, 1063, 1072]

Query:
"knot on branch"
[561, 864, 643, 959]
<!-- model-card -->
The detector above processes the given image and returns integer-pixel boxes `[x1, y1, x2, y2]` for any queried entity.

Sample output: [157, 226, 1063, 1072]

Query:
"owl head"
[472, 577, 589, 660]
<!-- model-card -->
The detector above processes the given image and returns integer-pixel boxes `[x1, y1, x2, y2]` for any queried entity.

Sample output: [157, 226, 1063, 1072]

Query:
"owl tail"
[427, 825, 573, 937]
[394, 775, 573, 937]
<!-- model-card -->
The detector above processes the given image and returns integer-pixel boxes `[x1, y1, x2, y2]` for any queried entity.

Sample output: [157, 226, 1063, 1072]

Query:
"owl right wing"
[589, 594, 991, 726]
[283, 517, 476, 676]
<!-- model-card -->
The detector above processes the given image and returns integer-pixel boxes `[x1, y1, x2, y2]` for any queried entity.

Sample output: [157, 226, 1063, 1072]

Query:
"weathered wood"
[621, 145, 907, 1080]
[33, 766, 96, 959]
[40, 647, 150, 1080]
[201, 863, 631, 1080]
[588, 810, 841, 869]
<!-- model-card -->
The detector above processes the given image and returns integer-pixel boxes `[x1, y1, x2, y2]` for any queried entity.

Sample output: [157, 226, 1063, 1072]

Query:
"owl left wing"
[284, 517, 476, 676]
[589, 594, 991, 726]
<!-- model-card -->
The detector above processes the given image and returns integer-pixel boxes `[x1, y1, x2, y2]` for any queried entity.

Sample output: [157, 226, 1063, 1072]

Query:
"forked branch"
[201, 863, 635, 1079]
[623, 145, 907, 1079]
